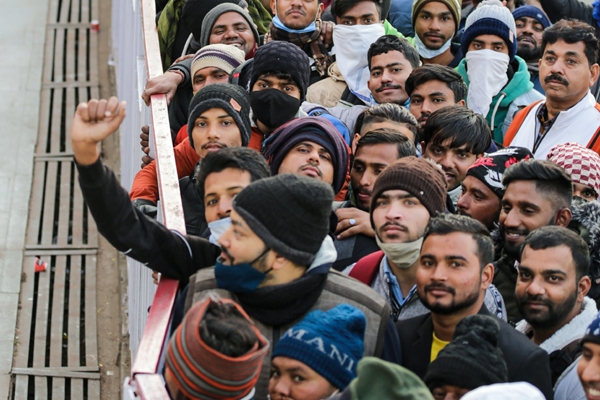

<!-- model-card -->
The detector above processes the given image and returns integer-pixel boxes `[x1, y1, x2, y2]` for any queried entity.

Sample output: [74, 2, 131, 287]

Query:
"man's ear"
[270, 0, 277, 16]
[481, 263, 494, 289]
[589, 63, 599, 87]
[317, 2, 324, 18]
[555, 208, 572, 227]
[578, 276, 592, 302]
[475, 153, 484, 159]
[456, 99, 466, 106]
[352, 133, 361, 154]
[421, 141, 427, 154]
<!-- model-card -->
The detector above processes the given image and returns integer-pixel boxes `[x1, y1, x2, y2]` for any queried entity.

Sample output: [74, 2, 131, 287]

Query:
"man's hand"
[71, 97, 126, 165]
[171, 53, 194, 65]
[152, 271, 160, 285]
[141, 71, 184, 106]
[139, 125, 155, 168]
[335, 208, 375, 240]
[320, 20, 334, 49]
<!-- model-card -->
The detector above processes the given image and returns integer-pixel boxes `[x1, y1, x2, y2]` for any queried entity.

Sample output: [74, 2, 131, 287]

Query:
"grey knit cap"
[200, 4, 259, 50]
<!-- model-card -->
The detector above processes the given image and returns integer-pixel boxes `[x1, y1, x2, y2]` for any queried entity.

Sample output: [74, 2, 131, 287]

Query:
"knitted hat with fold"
[187, 83, 252, 149]
[512, 5, 551, 29]
[249, 41, 311, 101]
[262, 117, 350, 194]
[461, 0, 518, 61]
[412, 0, 462, 33]
[466, 146, 533, 199]
[200, 3, 260, 49]
[190, 44, 246, 84]
[547, 142, 600, 198]
[233, 174, 334, 265]
[165, 297, 269, 399]
[272, 304, 366, 389]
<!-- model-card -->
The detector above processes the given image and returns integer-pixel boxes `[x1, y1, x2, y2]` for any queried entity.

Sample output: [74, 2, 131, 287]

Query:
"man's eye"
[292, 375, 305, 382]
[411, 98, 422, 104]
[432, 98, 444, 103]
[196, 121, 206, 127]
[320, 154, 331, 162]
[206, 199, 217, 206]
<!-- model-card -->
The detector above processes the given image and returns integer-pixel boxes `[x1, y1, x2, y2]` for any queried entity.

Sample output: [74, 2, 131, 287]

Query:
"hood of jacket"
[570, 197, 600, 281]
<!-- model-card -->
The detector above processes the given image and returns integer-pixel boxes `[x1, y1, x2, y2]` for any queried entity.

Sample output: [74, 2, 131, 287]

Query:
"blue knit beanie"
[512, 6, 551, 29]
[581, 311, 600, 346]
[461, 0, 518, 61]
[271, 304, 366, 390]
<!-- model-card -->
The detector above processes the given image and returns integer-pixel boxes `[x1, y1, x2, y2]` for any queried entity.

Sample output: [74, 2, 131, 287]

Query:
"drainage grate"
[12, 0, 101, 397]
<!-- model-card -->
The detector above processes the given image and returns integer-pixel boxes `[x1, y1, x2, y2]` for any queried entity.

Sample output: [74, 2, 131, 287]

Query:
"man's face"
[271, 0, 322, 30]
[499, 181, 559, 259]
[578, 342, 600, 400]
[515, 16, 544, 62]
[352, 121, 415, 152]
[468, 34, 510, 55]
[277, 141, 335, 186]
[191, 107, 242, 158]
[368, 50, 414, 105]
[351, 143, 400, 211]
[457, 176, 501, 230]
[192, 67, 229, 94]
[431, 385, 471, 400]
[204, 168, 253, 223]
[218, 209, 270, 267]
[573, 182, 599, 201]
[336, 0, 381, 25]
[409, 80, 463, 127]
[540, 40, 599, 106]
[269, 357, 338, 400]
[516, 245, 582, 330]
[252, 74, 302, 99]
[372, 189, 430, 243]
[417, 232, 490, 315]
[423, 138, 480, 191]
[209, 12, 256, 56]
[414, 2, 455, 50]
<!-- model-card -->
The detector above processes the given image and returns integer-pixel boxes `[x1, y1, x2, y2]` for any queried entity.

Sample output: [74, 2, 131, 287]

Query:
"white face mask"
[414, 33, 452, 59]
[375, 235, 424, 269]
[208, 217, 232, 246]
[333, 24, 386, 104]
[465, 49, 510, 117]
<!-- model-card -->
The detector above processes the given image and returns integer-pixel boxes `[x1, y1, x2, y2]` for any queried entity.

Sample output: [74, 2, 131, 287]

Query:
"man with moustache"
[512, 6, 552, 94]
[395, 214, 553, 399]
[504, 19, 600, 158]
[493, 159, 573, 324]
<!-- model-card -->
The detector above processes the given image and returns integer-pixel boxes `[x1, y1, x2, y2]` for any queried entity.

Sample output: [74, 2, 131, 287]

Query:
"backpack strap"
[549, 339, 582, 386]
[349, 251, 385, 285]
[503, 100, 543, 147]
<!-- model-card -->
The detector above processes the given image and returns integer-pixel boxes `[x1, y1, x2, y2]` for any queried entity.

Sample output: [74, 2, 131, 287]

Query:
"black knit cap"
[187, 83, 251, 149]
[232, 174, 334, 266]
[370, 156, 447, 218]
[182, 0, 237, 42]
[249, 41, 311, 101]
[424, 315, 508, 391]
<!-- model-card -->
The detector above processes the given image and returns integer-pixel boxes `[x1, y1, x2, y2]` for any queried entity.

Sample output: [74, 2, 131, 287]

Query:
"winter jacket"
[183, 239, 402, 399]
[457, 55, 545, 143]
[493, 250, 522, 325]
[516, 296, 597, 399]
[167, 57, 193, 135]
[179, 162, 208, 237]
[388, 0, 414, 37]
[504, 92, 600, 158]
[306, 62, 348, 107]
[396, 305, 554, 400]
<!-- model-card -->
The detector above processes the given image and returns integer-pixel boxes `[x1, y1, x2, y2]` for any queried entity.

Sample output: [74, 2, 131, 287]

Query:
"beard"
[516, 289, 578, 330]
[420, 279, 482, 315]
[500, 215, 556, 260]
[517, 45, 541, 63]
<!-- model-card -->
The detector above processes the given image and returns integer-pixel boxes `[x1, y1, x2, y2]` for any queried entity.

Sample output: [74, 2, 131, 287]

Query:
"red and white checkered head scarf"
[547, 142, 600, 196]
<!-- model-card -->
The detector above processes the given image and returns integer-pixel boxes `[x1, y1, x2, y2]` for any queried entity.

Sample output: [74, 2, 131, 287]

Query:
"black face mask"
[250, 89, 302, 129]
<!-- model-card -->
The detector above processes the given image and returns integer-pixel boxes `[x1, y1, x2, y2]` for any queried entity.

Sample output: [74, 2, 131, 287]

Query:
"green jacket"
[457, 56, 536, 143]
[384, 20, 415, 46]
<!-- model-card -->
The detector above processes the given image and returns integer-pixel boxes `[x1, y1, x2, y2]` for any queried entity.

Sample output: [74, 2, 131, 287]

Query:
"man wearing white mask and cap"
[456, 0, 543, 144]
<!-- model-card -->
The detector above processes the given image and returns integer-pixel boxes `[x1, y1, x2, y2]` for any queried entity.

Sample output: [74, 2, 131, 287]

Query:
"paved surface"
[0, 1, 48, 397]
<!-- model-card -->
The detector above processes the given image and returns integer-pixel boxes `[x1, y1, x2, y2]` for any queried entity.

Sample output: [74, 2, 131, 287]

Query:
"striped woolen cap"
[547, 142, 600, 196]
[191, 44, 246, 83]
[165, 297, 269, 399]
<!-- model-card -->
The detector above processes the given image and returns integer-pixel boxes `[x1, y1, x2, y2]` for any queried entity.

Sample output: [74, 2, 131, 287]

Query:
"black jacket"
[395, 305, 554, 400]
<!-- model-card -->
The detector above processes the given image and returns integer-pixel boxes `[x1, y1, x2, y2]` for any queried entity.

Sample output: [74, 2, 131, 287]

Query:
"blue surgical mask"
[208, 217, 232, 246]
[214, 249, 271, 293]
[272, 15, 317, 33]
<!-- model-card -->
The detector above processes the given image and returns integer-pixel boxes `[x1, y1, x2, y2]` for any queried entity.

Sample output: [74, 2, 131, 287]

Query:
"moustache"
[201, 141, 227, 150]
[545, 73, 569, 86]
[300, 162, 323, 177]
[520, 293, 551, 307]
[517, 34, 537, 45]
[220, 247, 236, 265]
[376, 83, 402, 93]
[424, 283, 456, 295]
[286, 7, 306, 16]
[380, 221, 408, 232]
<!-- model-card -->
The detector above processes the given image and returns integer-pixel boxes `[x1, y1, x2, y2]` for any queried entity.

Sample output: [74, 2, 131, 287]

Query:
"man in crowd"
[405, 64, 467, 128]
[515, 226, 596, 400]
[457, 147, 533, 231]
[494, 160, 573, 324]
[421, 106, 492, 209]
[578, 313, 600, 400]
[412, 0, 462, 67]
[333, 129, 416, 270]
[513, 5, 552, 94]
[505, 19, 600, 158]
[457, 0, 544, 142]
[352, 103, 418, 152]
[547, 142, 600, 202]
[396, 214, 554, 399]
[71, 97, 400, 398]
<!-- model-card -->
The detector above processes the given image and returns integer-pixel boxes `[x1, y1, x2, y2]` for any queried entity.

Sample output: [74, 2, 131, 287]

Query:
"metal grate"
[11, 0, 101, 396]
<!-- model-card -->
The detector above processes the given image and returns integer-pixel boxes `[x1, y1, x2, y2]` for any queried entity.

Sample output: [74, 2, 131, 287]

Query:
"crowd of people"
[70, 0, 600, 397]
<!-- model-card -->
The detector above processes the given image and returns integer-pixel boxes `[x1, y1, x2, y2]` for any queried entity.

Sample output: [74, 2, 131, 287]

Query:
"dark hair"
[195, 147, 270, 198]
[405, 64, 468, 102]
[503, 160, 573, 209]
[334, 0, 383, 21]
[200, 301, 259, 357]
[354, 103, 418, 141]
[422, 106, 491, 155]
[356, 128, 417, 158]
[255, 71, 299, 87]
[542, 19, 599, 67]
[521, 226, 590, 281]
[367, 35, 421, 70]
[424, 214, 494, 269]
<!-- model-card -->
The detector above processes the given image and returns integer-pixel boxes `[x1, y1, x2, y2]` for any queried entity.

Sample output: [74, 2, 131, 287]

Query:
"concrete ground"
[0, 0, 48, 398]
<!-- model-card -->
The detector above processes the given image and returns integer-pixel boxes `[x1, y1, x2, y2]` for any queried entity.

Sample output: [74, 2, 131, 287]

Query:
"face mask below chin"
[375, 235, 424, 269]
[250, 89, 302, 129]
